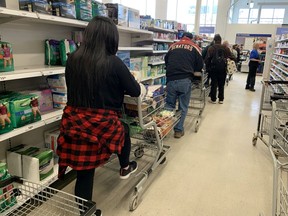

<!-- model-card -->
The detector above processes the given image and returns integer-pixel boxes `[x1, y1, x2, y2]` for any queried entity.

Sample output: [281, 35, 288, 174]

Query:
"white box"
[22, 148, 54, 182]
[52, 92, 67, 109]
[0, 0, 19, 9]
[44, 128, 60, 154]
[6, 144, 31, 177]
[47, 75, 67, 93]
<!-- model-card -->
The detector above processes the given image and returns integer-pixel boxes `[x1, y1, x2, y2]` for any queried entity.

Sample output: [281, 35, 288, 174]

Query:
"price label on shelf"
[0, 76, 7, 81]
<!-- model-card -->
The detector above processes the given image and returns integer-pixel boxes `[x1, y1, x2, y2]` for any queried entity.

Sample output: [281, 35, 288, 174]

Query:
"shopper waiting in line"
[57, 16, 141, 204]
[165, 32, 203, 138]
[205, 34, 235, 104]
[245, 43, 261, 92]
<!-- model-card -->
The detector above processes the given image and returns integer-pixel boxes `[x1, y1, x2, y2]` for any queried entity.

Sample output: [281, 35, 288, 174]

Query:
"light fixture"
[249, 0, 254, 8]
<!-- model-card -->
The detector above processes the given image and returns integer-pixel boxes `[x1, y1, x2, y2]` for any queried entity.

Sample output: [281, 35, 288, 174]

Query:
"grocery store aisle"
[108, 72, 272, 216]
[63, 72, 272, 215]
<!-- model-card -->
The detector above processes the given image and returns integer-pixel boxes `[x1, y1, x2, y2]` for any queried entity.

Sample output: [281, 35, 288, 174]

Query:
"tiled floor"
[66, 72, 273, 216]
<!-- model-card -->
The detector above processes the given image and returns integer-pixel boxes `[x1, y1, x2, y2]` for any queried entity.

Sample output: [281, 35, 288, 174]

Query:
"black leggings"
[75, 122, 131, 200]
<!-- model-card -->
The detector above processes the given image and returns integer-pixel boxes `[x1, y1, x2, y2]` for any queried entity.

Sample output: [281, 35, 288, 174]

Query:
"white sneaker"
[209, 99, 216, 104]
[219, 101, 223, 104]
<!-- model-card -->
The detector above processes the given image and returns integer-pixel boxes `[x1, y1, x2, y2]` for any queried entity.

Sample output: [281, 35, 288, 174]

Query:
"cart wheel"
[129, 194, 139, 211]
[134, 147, 144, 158]
[252, 134, 257, 146]
[157, 151, 167, 165]
[195, 121, 200, 133]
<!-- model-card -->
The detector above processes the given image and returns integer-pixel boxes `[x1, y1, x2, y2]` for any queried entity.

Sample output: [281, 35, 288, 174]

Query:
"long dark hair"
[67, 16, 119, 106]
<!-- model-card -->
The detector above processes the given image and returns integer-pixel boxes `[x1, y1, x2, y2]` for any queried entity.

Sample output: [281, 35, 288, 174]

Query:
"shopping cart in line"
[0, 176, 97, 216]
[252, 80, 288, 147]
[268, 100, 288, 216]
[187, 70, 209, 132]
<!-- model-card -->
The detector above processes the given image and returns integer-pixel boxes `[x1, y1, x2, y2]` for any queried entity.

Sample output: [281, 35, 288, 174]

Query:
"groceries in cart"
[0, 163, 17, 213]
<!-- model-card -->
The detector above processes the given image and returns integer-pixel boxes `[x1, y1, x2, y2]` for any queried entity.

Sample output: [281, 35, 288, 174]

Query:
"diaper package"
[105, 3, 128, 26]
[59, 39, 77, 66]
[92, 0, 107, 17]
[21, 89, 53, 112]
[52, 0, 76, 19]
[19, 0, 52, 14]
[47, 74, 67, 93]
[45, 39, 61, 66]
[52, 92, 67, 109]
[0, 41, 14, 72]
[9, 94, 41, 128]
[75, 0, 92, 21]
[0, 100, 13, 135]
[0, 163, 17, 213]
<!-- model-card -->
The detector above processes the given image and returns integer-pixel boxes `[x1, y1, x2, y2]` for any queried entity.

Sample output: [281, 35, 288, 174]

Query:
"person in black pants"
[57, 16, 141, 214]
[246, 43, 260, 92]
[205, 34, 235, 104]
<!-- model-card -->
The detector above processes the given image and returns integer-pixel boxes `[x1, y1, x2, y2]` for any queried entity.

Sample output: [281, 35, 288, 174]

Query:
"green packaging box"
[9, 94, 41, 128]
[0, 100, 13, 135]
[0, 41, 14, 72]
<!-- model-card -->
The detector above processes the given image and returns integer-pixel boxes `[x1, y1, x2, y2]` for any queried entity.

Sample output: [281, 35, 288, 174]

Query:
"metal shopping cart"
[0, 176, 97, 216]
[187, 71, 209, 132]
[252, 80, 288, 147]
[268, 100, 288, 216]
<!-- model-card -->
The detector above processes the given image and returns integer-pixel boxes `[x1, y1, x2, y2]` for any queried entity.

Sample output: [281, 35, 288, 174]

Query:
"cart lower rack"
[0, 177, 96, 216]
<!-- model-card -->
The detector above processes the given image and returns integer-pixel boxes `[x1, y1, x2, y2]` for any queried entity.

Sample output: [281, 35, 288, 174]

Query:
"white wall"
[224, 24, 281, 44]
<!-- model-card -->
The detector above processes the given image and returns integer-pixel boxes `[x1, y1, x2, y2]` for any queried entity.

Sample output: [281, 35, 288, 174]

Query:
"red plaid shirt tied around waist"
[57, 106, 124, 178]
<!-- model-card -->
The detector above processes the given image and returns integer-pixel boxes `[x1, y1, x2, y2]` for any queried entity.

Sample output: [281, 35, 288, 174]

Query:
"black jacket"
[165, 37, 204, 82]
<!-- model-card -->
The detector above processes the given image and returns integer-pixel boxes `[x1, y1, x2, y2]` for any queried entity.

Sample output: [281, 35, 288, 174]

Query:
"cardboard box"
[22, 147, 54, 182]
[19, 0, 53, 15]
[44, 127, 60, 154]
[105, 3, 128, 27]
[128, 7, 140, 29]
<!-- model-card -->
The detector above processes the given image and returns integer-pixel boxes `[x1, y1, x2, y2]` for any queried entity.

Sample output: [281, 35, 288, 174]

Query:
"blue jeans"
[165, 78, 192, 132]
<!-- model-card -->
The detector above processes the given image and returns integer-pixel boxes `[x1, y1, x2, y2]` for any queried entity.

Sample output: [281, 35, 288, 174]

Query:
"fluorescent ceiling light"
[249, 1, 254, 8]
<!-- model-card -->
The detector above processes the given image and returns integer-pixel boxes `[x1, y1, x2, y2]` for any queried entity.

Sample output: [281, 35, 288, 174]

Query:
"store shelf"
[148, 26, 175, 33]
[118, 47, 153, 51]
[270, 68, 285, 80]
[152, 38, 174, 43]
[141, 74, 166, 82]
[152, 50, 168, 54]
[272, 58, 288, 67]
[273, 53, 288, 58]
[276, 46, 288, 49]
[0, 109, 63, 142]
[0, 7, 151, 35]
[148, 61, 165, 66]
[276, 38, 288, 43]
[271, 63, 288, 76]
[0, 66, 65, 82]
[174, 39, 180, 42]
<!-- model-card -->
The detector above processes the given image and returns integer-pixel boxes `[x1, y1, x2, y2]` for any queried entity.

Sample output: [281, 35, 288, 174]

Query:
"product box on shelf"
[75, 0, 92, 21]
[72, 31, 83, 46]
[45, 39, 61, 66]
[0, 99, 13, 135]
[130, 57, 142, 71]
[47, 74, 67, 93]
[7, 144, 29, 177]
[52, 92, 67, 109]
[51, 0, 76, 19]
[59, 39, 77, 66]
[21, 89, 53, 112]
[116, 51, 130, 69]
[105, 3, 128, 27]
[44, 127, 60, 154]
[140, 15, 152, 30]
[9, 94, 41, 128]
[19, 0, 52, 14]
[92, 0, 107, 17]
[0, 163, 17, 213]
[128, 7, 140, 29]
[22, 147, 54, 182]
[0, 41, 14, 72]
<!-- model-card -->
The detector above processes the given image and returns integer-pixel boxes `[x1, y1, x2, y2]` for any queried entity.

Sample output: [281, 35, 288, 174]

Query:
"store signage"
[276, 27, 288, 35]
[199, 26, 215, 34]
[236, 33, 272, 37]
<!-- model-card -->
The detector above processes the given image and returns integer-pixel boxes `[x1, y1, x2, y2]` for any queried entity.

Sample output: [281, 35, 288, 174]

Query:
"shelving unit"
[152, 50, 168, 54]
[148, 61, 165, 66]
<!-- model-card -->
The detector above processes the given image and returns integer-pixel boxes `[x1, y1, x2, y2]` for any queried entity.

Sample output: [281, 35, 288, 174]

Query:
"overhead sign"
[236, 33, 272, 37]
[199, 26, 215, 34]
[276, 27, 288, 35]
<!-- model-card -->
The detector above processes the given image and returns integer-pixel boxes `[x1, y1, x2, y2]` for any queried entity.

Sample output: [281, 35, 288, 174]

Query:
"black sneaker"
[94, 209, 102, 216]
[249, 88, 256, 92]
[245, 86, 249, 90]
[120, 161, 138, 180]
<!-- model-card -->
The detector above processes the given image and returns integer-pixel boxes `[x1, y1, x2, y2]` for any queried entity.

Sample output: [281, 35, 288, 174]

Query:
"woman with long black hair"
[57, 16, 140, 203]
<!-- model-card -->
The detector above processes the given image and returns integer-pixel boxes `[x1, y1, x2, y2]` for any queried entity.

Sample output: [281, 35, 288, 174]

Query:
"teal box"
[0, 99, 13, 135]
[75, 0, 92, 21]
[0, 42, 14, 72]
[9, 94, 41, 128]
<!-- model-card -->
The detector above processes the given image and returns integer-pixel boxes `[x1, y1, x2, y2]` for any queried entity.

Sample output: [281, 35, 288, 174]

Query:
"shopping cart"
[269, 100, 288, 216]
[252, 80, 288, 147]
[0, 176, 97, 216]
[187, 70, 208, 132]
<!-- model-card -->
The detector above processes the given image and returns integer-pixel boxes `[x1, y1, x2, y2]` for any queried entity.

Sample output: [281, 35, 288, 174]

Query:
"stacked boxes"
[105, 3, 128, 27]
[128, 7, 140, 29]
[47, 74, 67, 109]
[51, 0, 76, 19]
[7, 144, 54, 182]
[19, 0, 52, 14]
[92, 0, 107, 17]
